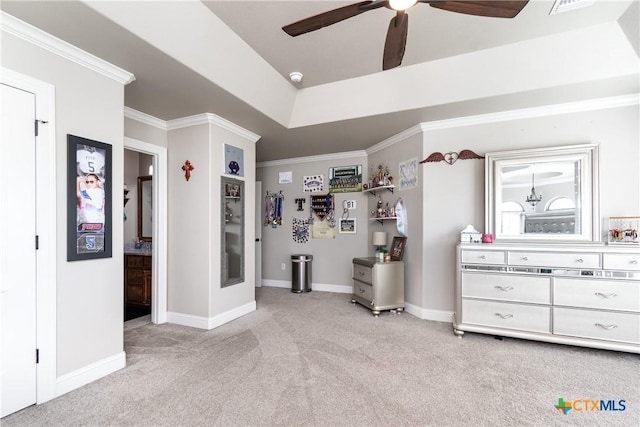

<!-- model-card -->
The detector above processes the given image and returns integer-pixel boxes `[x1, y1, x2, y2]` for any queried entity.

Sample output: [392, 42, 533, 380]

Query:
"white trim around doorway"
[124, 137, 168, 324]
[1, 67, 57, 404]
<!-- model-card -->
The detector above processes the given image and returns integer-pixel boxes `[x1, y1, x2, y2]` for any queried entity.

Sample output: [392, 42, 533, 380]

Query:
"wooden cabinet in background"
[125, 254, 151, 306]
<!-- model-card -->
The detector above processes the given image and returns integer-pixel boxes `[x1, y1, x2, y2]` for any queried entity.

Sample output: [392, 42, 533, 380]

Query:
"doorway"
[123, 138, 168, 325]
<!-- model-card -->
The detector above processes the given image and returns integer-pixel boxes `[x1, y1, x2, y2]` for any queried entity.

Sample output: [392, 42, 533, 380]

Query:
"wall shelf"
[363, 185, 395, 196]
[370, 217, 397, 224]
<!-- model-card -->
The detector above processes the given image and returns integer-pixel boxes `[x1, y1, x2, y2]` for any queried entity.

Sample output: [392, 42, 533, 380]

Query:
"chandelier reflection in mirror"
[525, 173, 543, 207]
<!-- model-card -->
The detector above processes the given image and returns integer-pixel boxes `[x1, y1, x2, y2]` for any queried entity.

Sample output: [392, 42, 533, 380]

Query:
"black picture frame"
[390, 236, 407, 261]
[67, 134, 112, 261]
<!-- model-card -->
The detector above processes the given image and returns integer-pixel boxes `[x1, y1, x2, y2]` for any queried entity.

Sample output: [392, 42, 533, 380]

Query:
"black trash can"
[291, 254, 312, 293]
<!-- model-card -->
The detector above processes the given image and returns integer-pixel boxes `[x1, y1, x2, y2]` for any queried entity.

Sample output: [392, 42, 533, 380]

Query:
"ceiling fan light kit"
[282, 1, 529, 70]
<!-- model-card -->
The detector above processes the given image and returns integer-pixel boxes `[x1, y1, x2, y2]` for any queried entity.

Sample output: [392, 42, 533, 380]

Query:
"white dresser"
[455, 243, 640, 353]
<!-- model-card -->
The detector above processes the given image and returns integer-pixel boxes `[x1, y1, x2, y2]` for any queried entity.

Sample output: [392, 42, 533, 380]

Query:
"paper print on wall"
[224, 144, 244, 177]
[279, 171, 292, 184]
[339, 218, 356, 234]
[67, 134, 112, 261]
[328, 165, 362, 193]
[398, 158, 418, 191]
[312, 219, 336, 239]
[303, 174, 324, 193]
[292, 218, 310, 243]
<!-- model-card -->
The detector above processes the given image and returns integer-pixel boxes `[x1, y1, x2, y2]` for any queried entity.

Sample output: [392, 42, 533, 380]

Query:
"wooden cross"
[182, 160, 194, 181]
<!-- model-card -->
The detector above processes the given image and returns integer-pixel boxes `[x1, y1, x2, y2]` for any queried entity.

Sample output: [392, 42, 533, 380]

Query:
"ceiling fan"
[282, 1, 529, 70]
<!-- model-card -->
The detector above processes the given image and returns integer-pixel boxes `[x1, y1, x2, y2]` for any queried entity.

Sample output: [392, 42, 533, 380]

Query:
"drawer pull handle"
[359, 288, 366, 294]
[495, 286, 514, 292]
[631, 260, 638, 265]
[494, 313, 513, 320]
[595, 323, 618, 330]
[359, 271, 365, 276]
[521, 256, 528, 261]
[576, 258, 584, 263]
[595, 292, 617, 299]
[479, 255, 486, 259]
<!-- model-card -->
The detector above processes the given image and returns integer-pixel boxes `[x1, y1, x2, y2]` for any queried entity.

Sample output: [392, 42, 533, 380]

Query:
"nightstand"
[351, 257, 404, 317]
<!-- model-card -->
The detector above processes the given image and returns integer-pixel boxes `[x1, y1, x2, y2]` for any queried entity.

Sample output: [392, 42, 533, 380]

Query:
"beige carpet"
[3, 287, 639, 426]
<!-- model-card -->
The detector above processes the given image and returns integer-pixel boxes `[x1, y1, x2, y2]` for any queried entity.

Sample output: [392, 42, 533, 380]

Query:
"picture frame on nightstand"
[390, 236, 407, 261]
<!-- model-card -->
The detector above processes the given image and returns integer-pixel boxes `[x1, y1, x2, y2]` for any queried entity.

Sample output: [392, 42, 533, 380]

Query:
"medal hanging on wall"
[264, 191, 283, 227]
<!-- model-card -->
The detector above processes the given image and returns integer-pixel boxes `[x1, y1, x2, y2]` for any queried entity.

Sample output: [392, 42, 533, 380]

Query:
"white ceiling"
[2, 1, 638, 162]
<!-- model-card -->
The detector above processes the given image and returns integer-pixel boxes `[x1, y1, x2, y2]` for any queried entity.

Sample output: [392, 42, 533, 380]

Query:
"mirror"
[221, 177, 244, 287]
[137, 175, 152, 241]
[486, 144, 599, 243]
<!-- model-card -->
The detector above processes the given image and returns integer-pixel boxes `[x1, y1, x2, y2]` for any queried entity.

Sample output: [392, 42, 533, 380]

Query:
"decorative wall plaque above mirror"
[485, 144, 599, 243]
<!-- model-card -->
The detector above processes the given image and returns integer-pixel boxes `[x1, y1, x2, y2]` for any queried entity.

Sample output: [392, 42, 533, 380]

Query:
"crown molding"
[167, 113, 260, 143]
[419, 94, 639, 132]
[366, 124, 424, 155]
[257, 150, 367, 168]
[1, 11, 135, 85]
[124, 107, 167, 130]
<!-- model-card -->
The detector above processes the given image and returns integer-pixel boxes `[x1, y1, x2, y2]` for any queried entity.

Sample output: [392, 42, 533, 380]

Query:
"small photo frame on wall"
[224, 144, 244, 177]
[67, 134, 112, 261]
[390, 236, 407, 261]
[339, 218, 356, 234]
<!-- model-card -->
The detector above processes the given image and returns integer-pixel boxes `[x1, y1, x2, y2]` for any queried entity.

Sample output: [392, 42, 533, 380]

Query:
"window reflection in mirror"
[221, 177, 244, 287]
[137, 175, 152, 241]
[486, 144, 599, 243]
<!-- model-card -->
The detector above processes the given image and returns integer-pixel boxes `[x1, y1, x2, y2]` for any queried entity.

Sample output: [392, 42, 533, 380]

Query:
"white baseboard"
[55, 351, 126, 398]
[261, 279, 352, 294]
[405, 302, 453, 323]
[167, 300, 257, 330]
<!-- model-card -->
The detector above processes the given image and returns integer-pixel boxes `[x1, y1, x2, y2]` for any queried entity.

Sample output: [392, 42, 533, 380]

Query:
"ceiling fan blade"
[383, 12, 409, 70]
[282, 1, 387, 37]
[424, 1, 529, 18]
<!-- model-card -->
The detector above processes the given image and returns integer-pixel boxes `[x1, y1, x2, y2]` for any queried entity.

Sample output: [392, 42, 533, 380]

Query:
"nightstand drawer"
[353, 280, 373, 303]
[353, 264, 372, 284]
[462, 299, 550, 333]
[554, 278, 640, 312]
[461, 250, 506, 265]
[508, 251, 600, 269]
[603, 253, 640, 271]
[553, 308, 640, 344]
[462, 272, 550, 304]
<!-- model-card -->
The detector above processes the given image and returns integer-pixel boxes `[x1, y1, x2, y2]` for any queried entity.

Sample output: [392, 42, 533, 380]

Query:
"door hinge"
[34, 119, 48, 137]
[36, 349, 40, 364]
[36, 235, 39, 250]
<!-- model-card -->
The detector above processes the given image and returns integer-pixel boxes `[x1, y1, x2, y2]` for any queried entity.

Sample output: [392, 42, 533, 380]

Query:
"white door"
[255, 181, 262, 287]
[0, 84, 38, 417]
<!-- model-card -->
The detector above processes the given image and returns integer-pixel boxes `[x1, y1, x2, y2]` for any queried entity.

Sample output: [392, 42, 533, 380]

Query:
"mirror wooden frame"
[137, 175, 152, 241]
[485, 144, 599, 243]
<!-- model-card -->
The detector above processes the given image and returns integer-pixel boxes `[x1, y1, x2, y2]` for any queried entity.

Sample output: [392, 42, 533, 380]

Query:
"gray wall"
[257, 154, 369, 288]
[3, 31, 126, 376]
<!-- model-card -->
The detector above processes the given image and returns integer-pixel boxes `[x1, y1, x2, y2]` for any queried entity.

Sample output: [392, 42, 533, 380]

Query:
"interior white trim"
[366, 124, 424, 155]
[1, 11, 135, 85]
[124, 137, 168, 324]
[257, 150, 368, 168]
[166, 301, 257, 330]
[55, 352, 126, 398]
[1, 67, 57, 405]
[167, 112, 260, 142]
[261, 279, 352, 294]
[124, 107, 167, 130]
[404, 302, 454, 323]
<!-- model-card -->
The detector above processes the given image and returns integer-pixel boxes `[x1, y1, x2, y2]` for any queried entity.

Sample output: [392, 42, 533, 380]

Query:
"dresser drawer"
[554, 278, 640, 312]
[127, 255, 145, 268]
[353, 280, 373, 303]
[462, 272, 550, 304]
[603, 253, 640, 271]
[508, 251, 600, 269]
[553, 308, 640, 344]
[353, 264, 372, 284]
[462, 299, 551, 333]
[461, 250, 506, 265]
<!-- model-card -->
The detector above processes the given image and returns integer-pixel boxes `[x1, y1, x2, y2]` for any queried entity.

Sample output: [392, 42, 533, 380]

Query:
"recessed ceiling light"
[289, 72, 303, 83]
